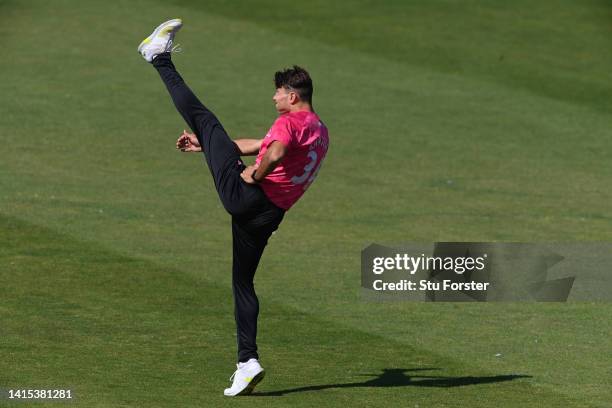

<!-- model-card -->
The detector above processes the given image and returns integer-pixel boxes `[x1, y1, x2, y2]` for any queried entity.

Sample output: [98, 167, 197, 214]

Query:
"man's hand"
[239, 141, 287, 184]
[240, 163, 260, 184]
[176, 130, 202, 152]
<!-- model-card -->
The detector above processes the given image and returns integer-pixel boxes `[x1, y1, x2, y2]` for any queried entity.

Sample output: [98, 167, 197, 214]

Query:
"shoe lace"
[165, 39, 182, 54]
[171, 43, 182, 53]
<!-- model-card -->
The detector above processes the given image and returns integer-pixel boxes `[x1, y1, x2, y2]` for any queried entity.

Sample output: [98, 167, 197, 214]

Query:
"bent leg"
[152, 53, 242, 208]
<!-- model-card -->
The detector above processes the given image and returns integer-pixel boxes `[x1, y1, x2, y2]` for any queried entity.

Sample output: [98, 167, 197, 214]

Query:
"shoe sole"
[235, 370, 265, 396]
[137, 18, 182, 53]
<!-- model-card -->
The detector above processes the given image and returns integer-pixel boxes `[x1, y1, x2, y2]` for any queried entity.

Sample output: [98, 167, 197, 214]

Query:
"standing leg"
[231, 219, 264, 362]
[151, 53, 244, 213]
[231, 206, 285, 362]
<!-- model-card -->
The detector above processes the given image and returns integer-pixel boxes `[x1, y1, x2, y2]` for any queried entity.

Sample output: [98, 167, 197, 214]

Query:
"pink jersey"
[255, 111, 329, 210]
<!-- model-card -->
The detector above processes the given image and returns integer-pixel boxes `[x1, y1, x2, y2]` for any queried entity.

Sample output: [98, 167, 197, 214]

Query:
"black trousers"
[152, 53, 285, 363]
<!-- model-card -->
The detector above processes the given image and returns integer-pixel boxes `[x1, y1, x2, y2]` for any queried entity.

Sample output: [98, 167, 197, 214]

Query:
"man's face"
[273, 87, 293, 113]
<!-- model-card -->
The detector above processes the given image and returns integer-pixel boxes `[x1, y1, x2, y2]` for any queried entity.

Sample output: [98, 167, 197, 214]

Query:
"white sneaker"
[137, 18, 183, 62]
[223, 358, 265, 396]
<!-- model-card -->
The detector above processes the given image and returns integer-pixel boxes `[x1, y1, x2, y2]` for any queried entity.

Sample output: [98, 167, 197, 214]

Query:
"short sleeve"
[268, 115, 293, 147]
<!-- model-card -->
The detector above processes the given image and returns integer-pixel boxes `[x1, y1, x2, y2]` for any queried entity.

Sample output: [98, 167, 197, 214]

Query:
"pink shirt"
[255, 111, 329, 210]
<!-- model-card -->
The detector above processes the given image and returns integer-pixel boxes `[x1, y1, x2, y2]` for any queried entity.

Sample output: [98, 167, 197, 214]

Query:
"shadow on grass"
[252, 368, 532, 396]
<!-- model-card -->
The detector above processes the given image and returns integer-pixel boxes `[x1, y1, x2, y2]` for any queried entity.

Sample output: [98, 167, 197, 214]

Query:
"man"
[137, 19, 329, 396]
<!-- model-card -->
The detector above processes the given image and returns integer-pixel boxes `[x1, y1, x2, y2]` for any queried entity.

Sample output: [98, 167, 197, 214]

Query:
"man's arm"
[234, 139, 263, 156]
[176, 131, 262, 156]
[240, 141, 287, 184]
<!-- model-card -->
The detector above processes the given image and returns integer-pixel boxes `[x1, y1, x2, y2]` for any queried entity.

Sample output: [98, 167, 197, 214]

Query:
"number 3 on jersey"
[291, 150, 323, 190]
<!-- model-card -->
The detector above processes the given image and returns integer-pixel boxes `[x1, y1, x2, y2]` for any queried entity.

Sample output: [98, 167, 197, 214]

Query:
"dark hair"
[274, 65, 313, 104]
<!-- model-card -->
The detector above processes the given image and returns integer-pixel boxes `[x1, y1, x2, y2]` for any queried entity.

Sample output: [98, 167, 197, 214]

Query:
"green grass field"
[1, 0, 611, 406]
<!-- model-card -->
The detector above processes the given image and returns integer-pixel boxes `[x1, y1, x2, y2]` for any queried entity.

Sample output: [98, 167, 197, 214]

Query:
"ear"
[288, 91, 299, 105]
